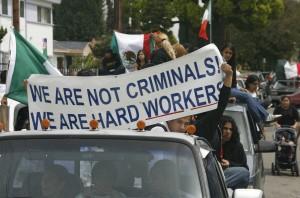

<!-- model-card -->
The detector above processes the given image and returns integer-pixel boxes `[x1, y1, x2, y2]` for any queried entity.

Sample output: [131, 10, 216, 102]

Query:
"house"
[0, 0, 61, 70]
[53, 40, 91, 71]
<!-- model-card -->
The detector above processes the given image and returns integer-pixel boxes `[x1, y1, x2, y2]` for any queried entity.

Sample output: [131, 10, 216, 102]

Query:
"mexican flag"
[5, 30, 62, 105]
[284, 61, 300, 79]
[111, 31, 155, 72]
[198, 8, 209, 41]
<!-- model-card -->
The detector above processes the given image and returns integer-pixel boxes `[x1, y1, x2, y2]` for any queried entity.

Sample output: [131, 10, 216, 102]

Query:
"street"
[263, 125, 300, 198]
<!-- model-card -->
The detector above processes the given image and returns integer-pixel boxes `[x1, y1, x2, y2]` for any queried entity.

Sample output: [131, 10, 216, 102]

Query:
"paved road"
[263, 125, 300, 198]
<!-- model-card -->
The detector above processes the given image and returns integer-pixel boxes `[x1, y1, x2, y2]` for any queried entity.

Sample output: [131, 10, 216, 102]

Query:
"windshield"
[0, 138, 202, 198]
[224, 110, 251, 152]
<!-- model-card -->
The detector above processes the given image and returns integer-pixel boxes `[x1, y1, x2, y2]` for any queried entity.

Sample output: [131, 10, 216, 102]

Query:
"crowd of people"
[1, 31, 300, 193]
[100, 31, 249, 190]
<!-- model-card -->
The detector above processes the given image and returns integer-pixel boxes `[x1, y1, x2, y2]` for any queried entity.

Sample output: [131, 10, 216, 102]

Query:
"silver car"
[225, 104, 276, 190]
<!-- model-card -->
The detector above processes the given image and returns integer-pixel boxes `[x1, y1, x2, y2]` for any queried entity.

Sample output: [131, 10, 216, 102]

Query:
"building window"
[20, 1, 24, 17]
[37, 6, 51, 24]
[2, 0, 8, 15]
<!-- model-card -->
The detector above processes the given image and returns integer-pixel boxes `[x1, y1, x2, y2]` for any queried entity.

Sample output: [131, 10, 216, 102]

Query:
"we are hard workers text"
[28, 55, 222, 130]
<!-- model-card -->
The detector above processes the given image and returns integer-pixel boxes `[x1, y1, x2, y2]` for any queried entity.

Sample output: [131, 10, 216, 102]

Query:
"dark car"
[269, 79, 300, 105]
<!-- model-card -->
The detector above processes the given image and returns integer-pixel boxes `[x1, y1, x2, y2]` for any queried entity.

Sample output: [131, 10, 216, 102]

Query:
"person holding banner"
[221, 43, 280, 124]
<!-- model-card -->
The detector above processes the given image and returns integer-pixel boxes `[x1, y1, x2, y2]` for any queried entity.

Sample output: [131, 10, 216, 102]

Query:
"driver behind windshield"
[41, 165, 70, 198]
[148, 159, 194, 198]
[90, 161, 126, 198]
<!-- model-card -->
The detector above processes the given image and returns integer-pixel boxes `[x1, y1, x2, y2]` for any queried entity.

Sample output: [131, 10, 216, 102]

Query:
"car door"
[224, 105, 265, 190]
[197, 138, 229, 198]
[245, 109, 265, 189]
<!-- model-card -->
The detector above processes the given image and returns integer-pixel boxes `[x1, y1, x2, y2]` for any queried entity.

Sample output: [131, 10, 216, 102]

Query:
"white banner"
[28, 44, 223, 130]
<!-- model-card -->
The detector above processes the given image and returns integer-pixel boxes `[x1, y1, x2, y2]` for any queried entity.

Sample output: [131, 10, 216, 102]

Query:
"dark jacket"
[223, 137, 248, 169]
[195, 86, 231, 142]
[273, 105, 299, 126]
[150, 48, 172, 66]
[98, 55, 125, 76]
[194, 86, 231, 160]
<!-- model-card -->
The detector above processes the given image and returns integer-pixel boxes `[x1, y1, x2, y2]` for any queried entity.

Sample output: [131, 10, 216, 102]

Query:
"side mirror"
[255, 140, 277, 153]
[234, 189, 263, 198]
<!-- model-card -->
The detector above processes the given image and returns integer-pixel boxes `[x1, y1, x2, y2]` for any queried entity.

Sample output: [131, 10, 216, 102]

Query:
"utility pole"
[208, 0, 212, 43]
[12, 0, 20, 32]
[114, 0, 123, 32]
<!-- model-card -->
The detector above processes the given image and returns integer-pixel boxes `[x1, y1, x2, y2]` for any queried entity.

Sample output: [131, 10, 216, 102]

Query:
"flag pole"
[208, 0, 212, 43]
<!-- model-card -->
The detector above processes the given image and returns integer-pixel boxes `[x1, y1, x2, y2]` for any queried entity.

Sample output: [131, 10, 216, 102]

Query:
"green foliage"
[125, 0, 202, 32]
[0, 26, 7, 43]
[124, 0, 177, 32]
[171, 0, 202, 28]
[53, 0, 105, 41]
[70, 54, 100, 69]
[230, 0, 299, 70]
[90, 35, 112, 58]
[106, 0, 114, 33]
[215, 0, 284, 30]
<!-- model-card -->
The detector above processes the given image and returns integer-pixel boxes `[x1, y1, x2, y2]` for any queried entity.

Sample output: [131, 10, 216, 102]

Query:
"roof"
[0, 130, 197, 145]
[44, 0, 62, 4]
[53, 40, 89, 55]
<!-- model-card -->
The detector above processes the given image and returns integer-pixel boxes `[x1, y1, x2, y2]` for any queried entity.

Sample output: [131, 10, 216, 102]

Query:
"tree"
[106, 0, 115, 33]
[123, 0, 177, 33]
[213, 0, 284, 47]
[53, 0, 105, 41]
[230, 0, 299, 70]
[121, 0, 202, 45]
[171, 0, 202, 45]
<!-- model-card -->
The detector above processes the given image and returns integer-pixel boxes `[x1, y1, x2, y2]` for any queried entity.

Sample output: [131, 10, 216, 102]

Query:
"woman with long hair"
[150, 32, 176, 65]
[221, 43, 237, 88]
[134, 50, 148, 70]
[220, 43, 279, 124]
[219, 115, 249, 189]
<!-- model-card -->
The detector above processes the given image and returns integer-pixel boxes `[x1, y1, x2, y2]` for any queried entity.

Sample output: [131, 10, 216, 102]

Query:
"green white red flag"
[111, 31, 155, 72]
[5, 30, 62, 104]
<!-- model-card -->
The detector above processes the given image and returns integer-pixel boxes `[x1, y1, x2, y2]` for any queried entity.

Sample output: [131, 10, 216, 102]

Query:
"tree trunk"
[212, 12, 225, 49]
[106, 0, 114, 33]
[114, 0, 123, 32]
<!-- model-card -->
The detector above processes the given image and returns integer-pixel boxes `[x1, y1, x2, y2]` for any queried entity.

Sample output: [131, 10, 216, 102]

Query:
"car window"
[0, 138, 203, 198]
[224, 110, 251, 152]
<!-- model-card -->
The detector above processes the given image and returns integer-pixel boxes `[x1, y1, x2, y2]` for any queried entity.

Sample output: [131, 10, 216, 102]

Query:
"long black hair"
[220, 115, 240, 143]
[136, 50, 148, 70]
[221, 43, 237, 88]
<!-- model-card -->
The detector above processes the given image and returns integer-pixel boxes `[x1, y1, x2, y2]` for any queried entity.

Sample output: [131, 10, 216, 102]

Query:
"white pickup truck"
[0, 129, 263, 198]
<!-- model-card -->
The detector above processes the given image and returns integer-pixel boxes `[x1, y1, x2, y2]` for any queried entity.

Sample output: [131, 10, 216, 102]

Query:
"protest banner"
[28, 44, 224, 130]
